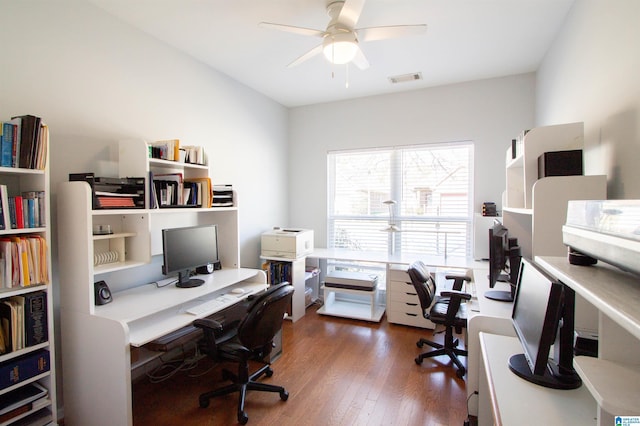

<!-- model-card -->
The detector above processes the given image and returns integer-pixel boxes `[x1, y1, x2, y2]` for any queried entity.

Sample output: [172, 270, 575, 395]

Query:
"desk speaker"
[538, 150, 583, 178]
[94, 280, 112, 305]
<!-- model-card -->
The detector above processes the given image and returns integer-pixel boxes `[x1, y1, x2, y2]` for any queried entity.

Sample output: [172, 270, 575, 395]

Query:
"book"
[0, 239, 11, 289]
[0, 185, 9, 230]
[0, 349, 50, 389]
[20, 292, 47, 347]
[9, 117, 21, 168]
[11, 115, 40, 169]
[0, 123, 13, 167]
[184, 177, 212, 207]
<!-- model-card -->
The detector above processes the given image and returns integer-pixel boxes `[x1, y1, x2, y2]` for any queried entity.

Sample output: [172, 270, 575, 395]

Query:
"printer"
[261, 228, 314, 259]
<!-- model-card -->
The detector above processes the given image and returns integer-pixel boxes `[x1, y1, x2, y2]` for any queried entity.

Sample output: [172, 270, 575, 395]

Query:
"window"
[328, 142, 474, 257]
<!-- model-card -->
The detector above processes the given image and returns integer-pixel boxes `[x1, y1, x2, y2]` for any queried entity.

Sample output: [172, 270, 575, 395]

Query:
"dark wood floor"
[133, 305, 470, 425]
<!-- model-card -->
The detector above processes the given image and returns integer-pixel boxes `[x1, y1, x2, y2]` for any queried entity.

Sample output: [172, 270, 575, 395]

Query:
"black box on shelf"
[538, 150, 583, 178]
[69, 173, 145, 209]
[0, 350, 50, 390]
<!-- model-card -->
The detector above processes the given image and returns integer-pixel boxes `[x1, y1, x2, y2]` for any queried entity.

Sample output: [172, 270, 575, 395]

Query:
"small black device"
[196, 263, 215, 274]
[537, 149, 583, 178]
[94, 280, 112, 305]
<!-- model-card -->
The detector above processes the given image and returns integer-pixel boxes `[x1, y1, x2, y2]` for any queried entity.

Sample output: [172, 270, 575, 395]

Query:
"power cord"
[145, 344, 205, 383]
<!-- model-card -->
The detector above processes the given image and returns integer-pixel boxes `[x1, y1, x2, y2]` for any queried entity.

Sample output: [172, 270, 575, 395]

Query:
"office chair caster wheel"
[238, 411, 248, 425]
[265, 367, 274, 378]
[416, 340, 424, 348]
[415, 357, 422, 365]
[199, 396, 210, 408]
[456, 367, 466, 379]
[280, 390, 289, 401]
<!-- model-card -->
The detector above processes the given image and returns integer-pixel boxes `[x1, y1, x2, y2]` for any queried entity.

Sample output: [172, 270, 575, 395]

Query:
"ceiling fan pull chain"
[345, 63, 350, 88]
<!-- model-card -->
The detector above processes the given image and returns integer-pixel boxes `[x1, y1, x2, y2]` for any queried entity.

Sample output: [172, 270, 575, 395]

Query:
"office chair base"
[199, 363, 289, 424]
[415, 338, 468, 378]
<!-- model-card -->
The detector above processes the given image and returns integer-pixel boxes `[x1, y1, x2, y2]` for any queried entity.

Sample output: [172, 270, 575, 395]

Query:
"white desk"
[479, 333, 597, 425]
[310, 248, 486, 269]
[61, 268, 266, 426]
[466, 267, 515, 419]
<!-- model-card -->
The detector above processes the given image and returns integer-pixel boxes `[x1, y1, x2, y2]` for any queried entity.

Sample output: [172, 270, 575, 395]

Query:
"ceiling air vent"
[388, 72, 422, 84]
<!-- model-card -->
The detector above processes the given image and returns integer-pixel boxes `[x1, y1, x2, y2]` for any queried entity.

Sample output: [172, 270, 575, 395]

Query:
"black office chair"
[193, 283, 294, 424]
[407, 261, 471, 378]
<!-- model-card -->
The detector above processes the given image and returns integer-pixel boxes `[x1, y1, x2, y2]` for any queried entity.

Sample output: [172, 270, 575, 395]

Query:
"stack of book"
[0, 235, 49, 289]
[0, 185, 46, 230]
[212, 184, 233, 207]
[0, 291, 48, 354]
[148, 139, 180, 161]
[0, 115, 48, 170]
[0, 381, 48, 423]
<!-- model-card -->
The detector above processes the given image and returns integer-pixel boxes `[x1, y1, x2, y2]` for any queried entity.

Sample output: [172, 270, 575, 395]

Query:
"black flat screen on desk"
[162, 224, 219, 288]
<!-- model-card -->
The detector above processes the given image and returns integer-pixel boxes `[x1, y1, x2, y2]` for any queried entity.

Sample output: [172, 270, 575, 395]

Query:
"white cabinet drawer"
[387, 303, 434, 329]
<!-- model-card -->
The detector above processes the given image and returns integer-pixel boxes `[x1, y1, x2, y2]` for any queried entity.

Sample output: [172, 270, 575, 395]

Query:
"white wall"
[0, 0, 289, 268]
[288, 74, 536, 247]
[537, 0, 640, 199]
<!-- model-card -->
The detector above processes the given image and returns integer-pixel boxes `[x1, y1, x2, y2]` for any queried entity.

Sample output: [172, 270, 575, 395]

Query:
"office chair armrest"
[193, 318, 224, 333]
[439, 290, 472, 301]
[440, 290, 472, 321]
[445, 274, 471, 291]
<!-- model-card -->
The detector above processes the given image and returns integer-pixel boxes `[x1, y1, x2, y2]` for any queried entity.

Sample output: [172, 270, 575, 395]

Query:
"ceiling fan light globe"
[323, 33, 358, 64]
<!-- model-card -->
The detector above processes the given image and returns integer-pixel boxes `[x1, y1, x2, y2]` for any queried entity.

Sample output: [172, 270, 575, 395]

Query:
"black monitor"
[486, 221, 511, 301]
[508, 258, 581, 389]
[161, 224, 219, 288]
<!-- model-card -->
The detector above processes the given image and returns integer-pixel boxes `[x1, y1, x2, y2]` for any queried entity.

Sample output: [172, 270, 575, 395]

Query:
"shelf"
[93, 260, 148, 275]
[317, 298, 385, 322]
[0, 342, 49, 365]
[148, 157, 208, 170]
[502, 207, 532, 215]
[536, 256, 640, 340]
[574, 356, 640, 415]
[0, 167, 45, 176]
[0, 227, 47, 236]
[0, 285, 49, 298]
[92, 231, 136, 240]
[319, 285, 385, 322]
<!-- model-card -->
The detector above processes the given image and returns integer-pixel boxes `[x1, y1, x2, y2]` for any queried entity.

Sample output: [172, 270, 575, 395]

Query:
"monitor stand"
[175, 271, 204, 288]
[485, 273, 513, 302]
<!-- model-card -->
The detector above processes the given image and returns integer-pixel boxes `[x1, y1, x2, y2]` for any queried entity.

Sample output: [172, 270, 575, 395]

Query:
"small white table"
[317, 285, 385, 322]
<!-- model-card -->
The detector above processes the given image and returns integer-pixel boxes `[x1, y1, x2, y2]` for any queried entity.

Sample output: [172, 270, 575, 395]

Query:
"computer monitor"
[486, 221, 511, 301]
[508, 258, 581, 389]
[161, 224, 219, 288]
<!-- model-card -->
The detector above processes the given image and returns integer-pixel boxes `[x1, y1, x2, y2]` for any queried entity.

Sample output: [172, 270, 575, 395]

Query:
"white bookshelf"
[502, 122, 607, 260]
[0, 127, 57, 425]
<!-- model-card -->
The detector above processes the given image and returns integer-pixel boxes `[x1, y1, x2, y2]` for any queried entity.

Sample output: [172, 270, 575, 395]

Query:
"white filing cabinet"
[386, 264, 435, 329]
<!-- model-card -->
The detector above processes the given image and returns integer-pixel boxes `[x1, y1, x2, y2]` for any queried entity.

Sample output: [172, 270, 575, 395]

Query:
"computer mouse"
[231, 288, 245, 295]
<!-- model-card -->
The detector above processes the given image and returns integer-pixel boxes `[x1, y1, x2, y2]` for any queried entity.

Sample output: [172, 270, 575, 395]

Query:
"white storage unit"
[386, 264, 435, 329]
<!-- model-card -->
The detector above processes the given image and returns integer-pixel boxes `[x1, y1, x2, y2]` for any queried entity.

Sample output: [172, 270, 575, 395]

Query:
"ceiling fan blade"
[357, 24, 427, 42]
[338, 0, 366, 29]
[259, 22, 325, 38]
[287, 44, 324, 68]
[351, 47, 369, 70]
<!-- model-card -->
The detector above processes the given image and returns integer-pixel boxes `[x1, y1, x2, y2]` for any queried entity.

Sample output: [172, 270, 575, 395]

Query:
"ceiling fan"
[259, 0, 427, 70]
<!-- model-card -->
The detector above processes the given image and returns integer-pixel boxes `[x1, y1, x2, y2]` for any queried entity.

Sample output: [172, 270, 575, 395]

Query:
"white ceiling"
[87, 0, 575, 108]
